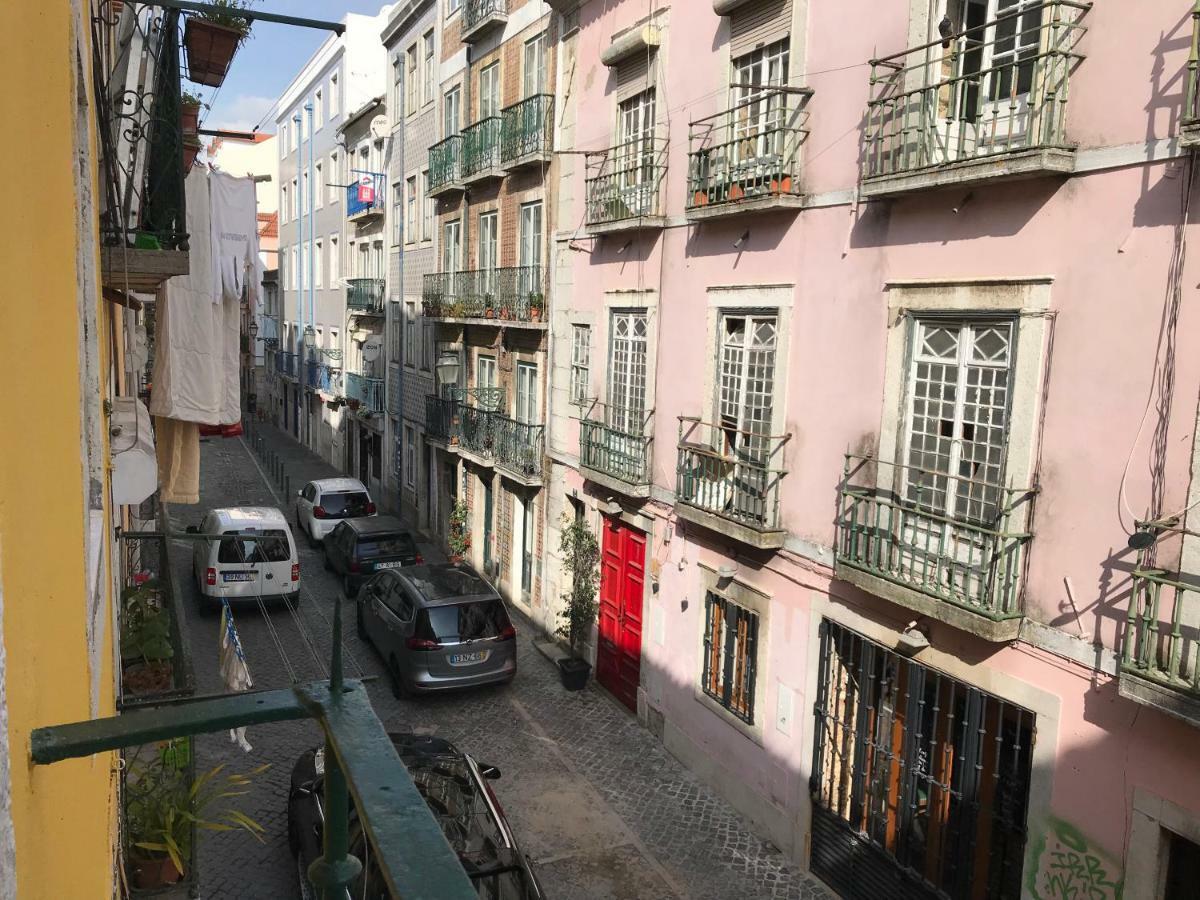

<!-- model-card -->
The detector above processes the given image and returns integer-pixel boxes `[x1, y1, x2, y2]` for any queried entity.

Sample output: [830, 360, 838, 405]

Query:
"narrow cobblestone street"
[167, 423, 832, 900]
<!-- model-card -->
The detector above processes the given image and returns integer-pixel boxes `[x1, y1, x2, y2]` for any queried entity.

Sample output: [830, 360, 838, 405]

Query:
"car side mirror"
[297, 490, 304, 498]
[478, 765, 501, 781]
[185, 525, 199, 534]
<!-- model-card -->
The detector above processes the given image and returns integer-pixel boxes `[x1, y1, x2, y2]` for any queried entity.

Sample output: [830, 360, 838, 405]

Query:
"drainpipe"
[307, 101, 316, 449]
[294, 112, 304, 441]
[397, 73, 406, 516]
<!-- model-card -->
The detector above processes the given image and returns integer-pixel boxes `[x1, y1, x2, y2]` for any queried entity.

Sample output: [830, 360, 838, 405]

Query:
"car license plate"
[449, 650, 489, 666]
[222, 572, 255, 583]
[374, 561, 402, 570]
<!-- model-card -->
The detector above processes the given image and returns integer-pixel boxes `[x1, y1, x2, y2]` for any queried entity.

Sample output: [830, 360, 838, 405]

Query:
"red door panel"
[597, 519, 622, 692]
[596, 518, 645, 712]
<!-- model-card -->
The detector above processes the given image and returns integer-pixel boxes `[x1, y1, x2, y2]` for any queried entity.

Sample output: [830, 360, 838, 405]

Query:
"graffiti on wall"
[1027, 817, 1123, 900]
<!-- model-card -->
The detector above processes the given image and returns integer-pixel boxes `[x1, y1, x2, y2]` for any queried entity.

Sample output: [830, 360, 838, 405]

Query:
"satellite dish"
[369, 115, 388, 141]
[362, 335, 383, 363]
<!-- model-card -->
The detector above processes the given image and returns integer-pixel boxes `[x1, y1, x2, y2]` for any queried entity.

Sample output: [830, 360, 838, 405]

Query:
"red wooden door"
[597, 517, 645, 711]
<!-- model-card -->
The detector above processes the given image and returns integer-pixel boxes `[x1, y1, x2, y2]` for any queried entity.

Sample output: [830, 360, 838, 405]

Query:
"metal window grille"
[607, 311, 648, 432]
[701, 592, 758, 723]
[810, 620, 1034, 900]
[617, 90, 658, 216]
[571, 325, 591, 404]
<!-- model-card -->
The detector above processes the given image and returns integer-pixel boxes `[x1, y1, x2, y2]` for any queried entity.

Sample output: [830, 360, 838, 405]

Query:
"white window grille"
[718, 313, 777, 461]
[570, 325, 591, 405]
[607, 310, 648, 433]
[617, 90, 657, 216]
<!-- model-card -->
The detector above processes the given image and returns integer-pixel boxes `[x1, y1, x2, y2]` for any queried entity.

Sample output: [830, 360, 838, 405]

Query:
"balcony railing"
[346, 182, 384, 219]
[426, 395, 458, 443]
[501, 94, 554, 167]
[346, 278, 386, 314]
[457, 405, 498, 459]
[275, 351, 298, 378]
[453, 386, 506, 411]
[429, 134, 465, 193]
[585, 137, 669, 229]
[1122, 565, 1200, 704]
[1184, 2, 1200, 142]
[462, 0, 507, 40]
[862, 0, 1089, 187]
[343, 372, 385, 413]
[422, 267, 547, 322]
[462, 117, 502, 180]
[494, 417, 544, 481]
[580, 402, 653, 491]
[446, 405, 544, 481]
[835, 454, 1036, 629]
[305, 360, 341, 393]
[687, 87, 811, 212]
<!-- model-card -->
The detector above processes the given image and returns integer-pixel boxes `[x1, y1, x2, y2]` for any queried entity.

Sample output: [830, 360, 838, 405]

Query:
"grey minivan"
[355, 564, 517, 697]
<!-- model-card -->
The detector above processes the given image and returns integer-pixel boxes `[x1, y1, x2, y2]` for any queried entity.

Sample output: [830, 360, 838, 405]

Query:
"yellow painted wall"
[0, 2, 119, 897]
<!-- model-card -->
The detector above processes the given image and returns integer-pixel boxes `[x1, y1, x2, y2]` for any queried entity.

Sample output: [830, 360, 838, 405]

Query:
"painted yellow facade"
[0, 1, 120, 897]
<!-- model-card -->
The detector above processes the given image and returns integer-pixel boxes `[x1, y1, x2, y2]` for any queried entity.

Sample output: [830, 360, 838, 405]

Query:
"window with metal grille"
[810, 620, 1033, 900]
[570, 325, 590, 405]
[719, 312, 777, 459]
[701, 592, 758, 723]
[617, 90, 657, 215]
[903, 317, 1015, 525]
[607, 310, 648, 432]
[731, 39, 790, 162]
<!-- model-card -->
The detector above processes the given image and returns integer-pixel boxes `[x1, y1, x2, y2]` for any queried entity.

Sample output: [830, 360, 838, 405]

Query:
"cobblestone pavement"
[166, 421, 833, 900]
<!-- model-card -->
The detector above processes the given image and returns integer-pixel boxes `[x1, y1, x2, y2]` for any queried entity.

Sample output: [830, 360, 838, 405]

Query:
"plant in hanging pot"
[183, 0, 253, 89]
[120, 580, 175, 697]
[448, 501, 470, 564]
[556, 515, 600, 691]
[180, 91, 203, 134]
[182, 135, 203, 172]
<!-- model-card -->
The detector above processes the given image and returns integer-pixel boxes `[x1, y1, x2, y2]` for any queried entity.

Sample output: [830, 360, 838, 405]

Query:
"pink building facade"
[540, 0, 1200, 896]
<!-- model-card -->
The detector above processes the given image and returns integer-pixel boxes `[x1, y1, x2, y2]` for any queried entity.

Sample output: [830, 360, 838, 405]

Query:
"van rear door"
[216, 528, 294, 598]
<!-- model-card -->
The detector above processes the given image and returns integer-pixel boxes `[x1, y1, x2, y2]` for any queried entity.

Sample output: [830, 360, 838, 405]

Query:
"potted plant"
[347, 397, 361, 411]
[555, 515, 600, 691]
[448, 501, 470, 563]
[183, 135, 203, 172]
[180, 91, 203, 134]
[183, 0, 253, 88]
[120, 580, 175, 697]
[528, 293, 545, 323]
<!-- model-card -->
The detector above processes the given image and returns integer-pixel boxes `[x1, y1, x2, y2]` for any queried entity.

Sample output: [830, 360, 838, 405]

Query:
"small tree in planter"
[184, 0, 254, 88]
[448, 501, 470, 563]
[555, 515, 600, 691]
[120, 580, 175, 697]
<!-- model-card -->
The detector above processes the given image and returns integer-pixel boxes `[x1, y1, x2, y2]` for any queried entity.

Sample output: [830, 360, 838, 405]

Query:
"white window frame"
[404, 425, 417, 488]
[329, 72, 339, 118]
[444, 85, 462, 137]
[570, 324, 591, 406]
[477, 355, 497, 392]
[423, 31, 436, 106]
[406, 44, 419, 116]
[446, 0, 462, 17]
[314, 239, 323, 288]
[516, 362, 538, 424]
[406, 175, 418, 245]
[523, 33, 546, 98]
[479, 62, 501, 119]
[290, 246, 298, 291]
[405, 301, 417, 367]
[329, 152, 340, 205]
[314, 161, 323, 209]
[329, 234, 339, 285]
[280, 185, 289, 224]
[391, 181, 403, 245]
[607, 310, 648, 432]
[314, 87, 324, 130]
[442, 220, 462, 273]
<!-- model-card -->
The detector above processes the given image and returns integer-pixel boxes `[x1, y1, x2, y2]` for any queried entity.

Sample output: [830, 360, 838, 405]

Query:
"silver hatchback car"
[355, 564, 517, 697]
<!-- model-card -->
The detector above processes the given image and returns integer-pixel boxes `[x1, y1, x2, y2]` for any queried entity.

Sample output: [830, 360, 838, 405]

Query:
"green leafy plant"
[180, 90, 203, 106]
[448, 501, 471, 558]
[556, 516, 600, 659]
[120, 581, 173, 663]
[195, 0, 254, 38]
[527, 292, 545, 314]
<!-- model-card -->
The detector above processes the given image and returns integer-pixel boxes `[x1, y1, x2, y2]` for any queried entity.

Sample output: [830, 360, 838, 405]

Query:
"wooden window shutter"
[615, 51, 654, 103]
[729, 0, 792, 59]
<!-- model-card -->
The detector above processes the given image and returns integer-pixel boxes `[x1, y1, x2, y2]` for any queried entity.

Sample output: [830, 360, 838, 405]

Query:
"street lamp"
[249, 319, 259, 340]
[435, 352, 460, 389]
[303, 325, 317, 351]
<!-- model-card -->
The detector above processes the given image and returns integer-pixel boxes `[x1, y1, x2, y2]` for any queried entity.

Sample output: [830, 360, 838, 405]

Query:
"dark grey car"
[355, 564, 517, 697]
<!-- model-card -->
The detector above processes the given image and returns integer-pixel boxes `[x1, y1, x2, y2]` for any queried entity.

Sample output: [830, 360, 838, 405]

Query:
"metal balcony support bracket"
[154, 0, 346, 35]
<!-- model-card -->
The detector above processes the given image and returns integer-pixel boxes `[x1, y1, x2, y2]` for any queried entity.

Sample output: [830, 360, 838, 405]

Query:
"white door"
[478, 211, 498, 296]
[480, 63, 500, 118]
[617, 90, 657, 215]
[730, 40, 790, 179]
[523, 33, 546, 97]
[715, 314, 778, 524]
[516, 362, 538, 424]
[444, 86, 461, 136]
[518, 201, 542, 297]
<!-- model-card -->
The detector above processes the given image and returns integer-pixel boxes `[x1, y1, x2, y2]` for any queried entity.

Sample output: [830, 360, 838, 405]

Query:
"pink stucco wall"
[559, 0, 1200, 878]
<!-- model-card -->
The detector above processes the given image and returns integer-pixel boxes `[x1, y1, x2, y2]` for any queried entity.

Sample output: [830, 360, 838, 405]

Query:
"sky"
[198, 1, 389, 133]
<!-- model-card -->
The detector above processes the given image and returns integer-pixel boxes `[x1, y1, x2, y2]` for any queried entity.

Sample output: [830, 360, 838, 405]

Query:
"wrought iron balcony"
[457, 405, 498, 461]
[493, 416, 544, 483]
[447, 405, 543, 483]
[835, 454, 1036, 641]
[675, 417, 789, 550]
[501, 94, 554, 170]
[461, 0, 507, 42]
[686, 86, 811, 220]
[1183, 1, 1200, 146]
[94, 3, 190, 291]
[425, 395, 459, 444]
[1120, 561, 1200, 727]
[579, 402, 653, 497]
[462, 117, 503, 183]
[346, 278, 386, 314]
[429, 134, 465, 196]
[343, 372, 385, 414]
[276, 351, 298, 379]
[305, 360, 341, 393]
[422, 267, 547, 324]
[453, 386, 506, 410]
[346, 182, 384, 221]
[584, 137, 669, 234]
[861, 0, 1089, 198]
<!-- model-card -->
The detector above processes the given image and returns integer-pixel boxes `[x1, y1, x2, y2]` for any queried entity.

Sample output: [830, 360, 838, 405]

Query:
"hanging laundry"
[154, 416, 200, 504]
[210, 169, 263, 309]
[219, 601, 254, 753]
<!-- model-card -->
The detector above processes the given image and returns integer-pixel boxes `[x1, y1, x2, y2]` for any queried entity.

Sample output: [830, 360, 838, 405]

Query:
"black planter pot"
[557, 657, 591, 691]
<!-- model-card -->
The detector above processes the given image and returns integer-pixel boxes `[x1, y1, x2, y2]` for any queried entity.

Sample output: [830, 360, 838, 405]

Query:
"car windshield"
[320, 491, 370, 517]
[357, 533, 417, 558]
[418, 600, 510, 644]
[217, 529, 290, 564]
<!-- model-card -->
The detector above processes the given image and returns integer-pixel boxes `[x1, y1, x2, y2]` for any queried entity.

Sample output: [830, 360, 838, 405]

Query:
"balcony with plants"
[834, 454, 1036, 642]
[461, 117, 504, 184]
[584, 136, 669, 235]
[343, 371, 384, 415]
[686, 86, 811, 221]
[429, 134, 465, 197]
[422, 267, 547, 325]
[346, 277, 386, 315]
[579, 401, 653, 498]
[1183, 1, 1200, 146]
[860, 0, 1089, 198]
[461, 0, 508, 43]
[674, 417, 790, 550]
[441, 402, 543, 485]
[501, 94, 554, 170]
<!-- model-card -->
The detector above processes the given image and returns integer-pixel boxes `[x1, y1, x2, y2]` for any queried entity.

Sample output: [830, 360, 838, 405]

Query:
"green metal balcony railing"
[429, 134, 465, 192]
[1185, 2, 1200, 129]
[1122, 564, 1200, 701]
[494, 416, 544, 481]
[585, 136, 669, 226]
[422, 267, 547, 322]
[449, 405, 543, 479]
[676, 417, 789, 532]
[501, 94, 554, 165]
[343, 372, 385, 413]
[462, 0, 507, 36]
[346, 278, 386, 314]
[462, 117, 502, 179]
[862, 0, 1090, 182]
[580, 402, 653, 488]
[426, 395, 458, 443]
[457, 405, 497, 459]
[687, 87, 811, 210]
[836, 454, 1036, 622]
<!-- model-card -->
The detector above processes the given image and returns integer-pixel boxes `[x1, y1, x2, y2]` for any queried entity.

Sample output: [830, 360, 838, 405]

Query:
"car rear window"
[217, 529, 290, 564]
[417, 600, 510, 643]
[320, 491, 371, 517]
[356, 533, 417, 559]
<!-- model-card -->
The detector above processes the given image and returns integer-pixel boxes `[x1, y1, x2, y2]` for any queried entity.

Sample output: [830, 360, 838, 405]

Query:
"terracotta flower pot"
[693, 190, 709, 206]
[729, 183, 744, 201]
[131, 854, 183, 889]
[183, 137, 203, 172]
[181, 100, 201, 135]
[184, 17, 245, 88]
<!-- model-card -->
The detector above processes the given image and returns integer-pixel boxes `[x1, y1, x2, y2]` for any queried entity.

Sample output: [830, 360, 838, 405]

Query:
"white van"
[191, 507, 300, 610]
